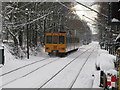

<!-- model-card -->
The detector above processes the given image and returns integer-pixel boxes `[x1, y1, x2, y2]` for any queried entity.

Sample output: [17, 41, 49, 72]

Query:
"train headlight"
[60, 48, 65, 50]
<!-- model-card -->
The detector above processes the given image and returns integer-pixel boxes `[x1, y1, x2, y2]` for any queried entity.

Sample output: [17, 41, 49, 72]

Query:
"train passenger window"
[46, 36, 52, 44]
[53, 35, 59, 44]
[59, 36, 65, 44]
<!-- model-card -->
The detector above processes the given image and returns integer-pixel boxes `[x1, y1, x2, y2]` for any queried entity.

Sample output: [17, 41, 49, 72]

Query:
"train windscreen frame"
[59, 36, 65, 44]
[46, 36, 52, 44]
[53, 35, 59, 44]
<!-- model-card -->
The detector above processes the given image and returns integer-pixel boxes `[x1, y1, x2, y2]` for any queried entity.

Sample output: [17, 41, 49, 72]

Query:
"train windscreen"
[59, 36, 64, 44]
[53, 35, 59, 44]
[46, 36, 52, 44]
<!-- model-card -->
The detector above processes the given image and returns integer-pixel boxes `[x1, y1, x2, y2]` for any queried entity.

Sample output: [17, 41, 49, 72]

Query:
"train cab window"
[59, 36, 65, 44]
[46, 36, 52, 44]
[53, 35, 59, 44]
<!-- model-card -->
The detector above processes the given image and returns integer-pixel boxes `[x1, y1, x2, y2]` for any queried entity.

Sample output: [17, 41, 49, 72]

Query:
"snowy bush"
[97, 49, 109, 56]
[96, 49, 116, 71]
[4, 45, 15, 63]
[105, 69, 117, 76]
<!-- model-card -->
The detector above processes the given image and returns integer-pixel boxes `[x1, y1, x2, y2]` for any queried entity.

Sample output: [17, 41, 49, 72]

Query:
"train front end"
[45, 33, 66, 56]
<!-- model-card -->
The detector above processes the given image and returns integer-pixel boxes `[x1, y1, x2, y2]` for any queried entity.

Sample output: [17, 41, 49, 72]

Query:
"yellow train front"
[45, 32, 79, 57]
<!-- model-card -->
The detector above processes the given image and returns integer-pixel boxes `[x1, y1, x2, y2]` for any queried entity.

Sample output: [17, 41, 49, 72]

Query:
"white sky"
[73, 2, 100, 34]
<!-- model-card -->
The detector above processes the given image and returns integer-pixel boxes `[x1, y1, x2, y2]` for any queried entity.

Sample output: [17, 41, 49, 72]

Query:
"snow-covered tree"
[2, 2, 92, 59]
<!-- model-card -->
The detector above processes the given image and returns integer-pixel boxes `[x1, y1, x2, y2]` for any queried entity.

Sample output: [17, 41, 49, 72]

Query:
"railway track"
[69, 48, 95, 89]
[1, 45, 87, 77]
[1, 46, 85, 77]
[38, 46, 95, 89]
[1, 45, 94, 88]
[0, 57, 49, 77]
[40, 45, 97, 89]
[1, 57, 60, 88]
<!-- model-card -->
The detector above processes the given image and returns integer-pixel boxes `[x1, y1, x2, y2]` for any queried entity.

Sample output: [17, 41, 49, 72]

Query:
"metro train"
[45, 32, 80, 57]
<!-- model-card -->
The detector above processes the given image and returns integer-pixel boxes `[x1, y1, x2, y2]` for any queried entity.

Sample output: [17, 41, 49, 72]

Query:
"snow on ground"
[72, 44, 99, 88]
[2, 44, 92, 88]
[0, 45, 50, 89]
[93, 47, 117, 88]
[92, 71, 101, 88]
[2, 45, 49, 74]
[96, 49, 116, 71]
[43, 45, 97, 88]
[0, 69, 2, 88]
[0, 46, 3, 49]
[0, 44, 4, 88]
[0, 42, 117, 88]
[2, 57, 59, 88]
